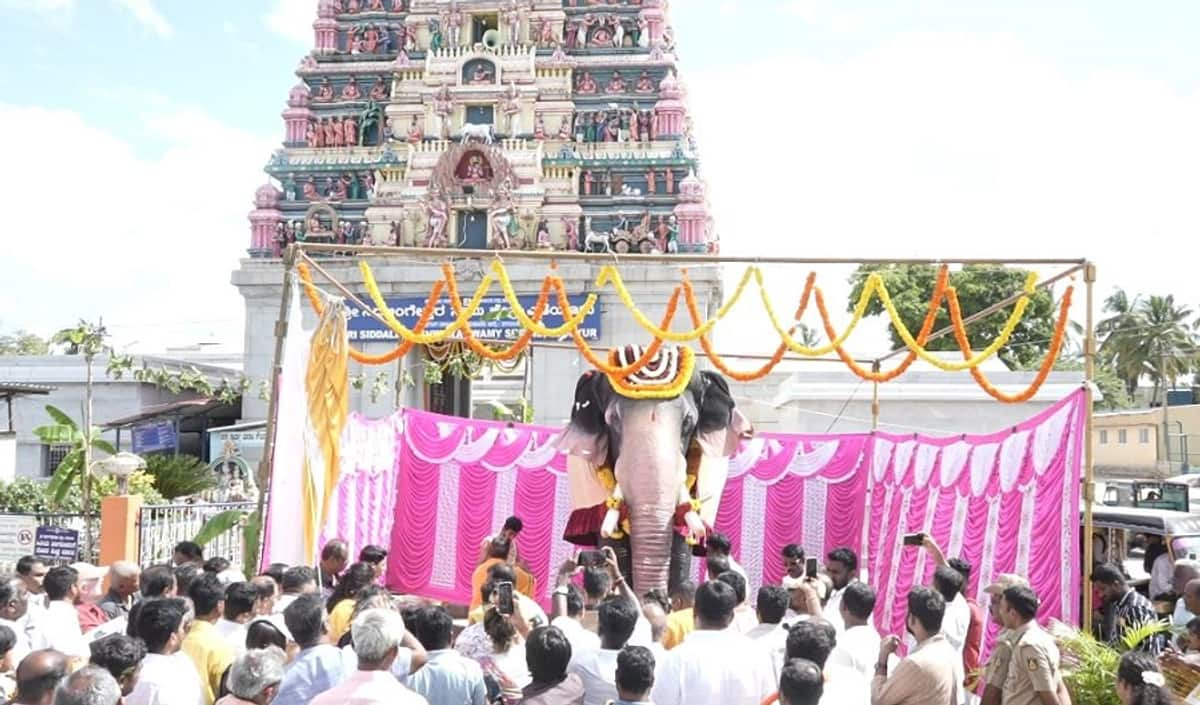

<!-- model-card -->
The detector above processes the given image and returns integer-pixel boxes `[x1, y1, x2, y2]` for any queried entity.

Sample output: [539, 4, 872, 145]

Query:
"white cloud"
[110, 0, 172, 38]
[0, 103, 275, 351]
[682, 31, 1200, 355]
[264, 0, 313, 45]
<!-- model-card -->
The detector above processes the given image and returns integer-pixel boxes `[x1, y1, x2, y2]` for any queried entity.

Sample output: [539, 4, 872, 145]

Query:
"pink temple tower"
[673, 170, 710, 253]
[248, 185, 283, 257]
[654, 71, 686, 139]
[282, 83, 312, 146]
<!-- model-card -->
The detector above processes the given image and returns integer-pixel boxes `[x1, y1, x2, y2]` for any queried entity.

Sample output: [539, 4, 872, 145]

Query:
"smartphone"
[496, 581, 515, 616]
[577, 550, 605, 568]
[805, 557, 818, 579]
[903, 532, 926, 547]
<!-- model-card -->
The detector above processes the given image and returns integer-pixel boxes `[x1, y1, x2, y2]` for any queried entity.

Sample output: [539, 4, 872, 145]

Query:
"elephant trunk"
[613, 399, 687, 595]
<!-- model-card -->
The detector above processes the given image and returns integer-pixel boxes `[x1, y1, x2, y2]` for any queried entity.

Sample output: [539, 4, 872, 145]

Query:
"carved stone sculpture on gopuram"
[247, 0, 716, 257]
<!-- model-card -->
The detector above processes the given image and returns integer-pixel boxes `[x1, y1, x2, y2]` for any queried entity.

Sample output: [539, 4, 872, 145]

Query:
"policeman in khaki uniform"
[979, 574, 1031, 705]
[996, 585, 1071, 705]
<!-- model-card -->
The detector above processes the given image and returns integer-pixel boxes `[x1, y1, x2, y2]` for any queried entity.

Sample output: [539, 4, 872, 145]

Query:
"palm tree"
[1097, 288, 1146, 397]
[1138, 295, 1197, 403]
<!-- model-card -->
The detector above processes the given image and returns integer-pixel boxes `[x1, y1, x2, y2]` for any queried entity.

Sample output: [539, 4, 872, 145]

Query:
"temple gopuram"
[235, 0, 721, 423]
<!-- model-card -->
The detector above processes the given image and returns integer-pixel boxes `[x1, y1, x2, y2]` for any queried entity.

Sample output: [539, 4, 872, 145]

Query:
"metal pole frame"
[267, 247, 1095, 623]
[254, 245, 298, 572]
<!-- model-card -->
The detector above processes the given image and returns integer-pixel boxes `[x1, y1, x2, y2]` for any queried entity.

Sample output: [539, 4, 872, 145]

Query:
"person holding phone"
[822, 548, 860, 633]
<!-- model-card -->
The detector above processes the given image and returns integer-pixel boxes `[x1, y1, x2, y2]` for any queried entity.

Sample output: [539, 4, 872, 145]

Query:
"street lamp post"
[95, 452, 146, 495]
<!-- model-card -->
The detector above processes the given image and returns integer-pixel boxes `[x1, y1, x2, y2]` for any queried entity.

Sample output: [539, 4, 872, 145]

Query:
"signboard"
[345, 293, 602, 343]
[34, 526, 79, 562]
[208, 427, 267, 468]
[132, 421, 177, 454]
[0, 516, 37, 564]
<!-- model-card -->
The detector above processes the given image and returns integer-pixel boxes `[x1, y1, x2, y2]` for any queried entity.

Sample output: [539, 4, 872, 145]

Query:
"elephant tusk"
[600, 507, 620, 538]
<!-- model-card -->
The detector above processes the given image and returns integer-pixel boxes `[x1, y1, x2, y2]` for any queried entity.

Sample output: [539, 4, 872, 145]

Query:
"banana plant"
[194, 508, 262, 580]
[33, 405, 117, 507]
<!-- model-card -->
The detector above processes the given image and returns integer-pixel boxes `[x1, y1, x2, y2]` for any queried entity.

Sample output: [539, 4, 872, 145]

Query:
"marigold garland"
[594, 264, 757, 343]
[951, 284, 1074, 403]
[360, 259, 492, 345]
[297, 263, 444, 365]
[818, 267, 951, 382]
[301, 257, 1069, 401]
[492, 260, 599, 339]
[445, 263, 540, 362]
[876, 271, 1038, 371]
[683, 272, 816, 382]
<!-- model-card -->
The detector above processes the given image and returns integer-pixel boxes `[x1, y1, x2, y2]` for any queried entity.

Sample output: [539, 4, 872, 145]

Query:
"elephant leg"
[599, 535, 633, 587]
[668, 533, 692, 596]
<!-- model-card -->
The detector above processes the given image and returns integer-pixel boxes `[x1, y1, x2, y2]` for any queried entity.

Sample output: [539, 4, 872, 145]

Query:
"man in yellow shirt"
[182, 573, 235, 704]
[662, 579, 697, 649]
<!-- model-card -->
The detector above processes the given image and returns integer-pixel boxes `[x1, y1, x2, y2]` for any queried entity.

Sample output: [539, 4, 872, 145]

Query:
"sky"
[1, 0, 1198, 356]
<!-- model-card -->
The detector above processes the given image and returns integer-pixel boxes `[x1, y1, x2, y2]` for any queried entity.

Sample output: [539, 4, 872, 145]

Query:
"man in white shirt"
[550, 565, 600, 661]
[214, 582, 257, 654]
[571, 595, 641, 705]
[930, 566, 968, 705]
[129, 597, 206, 705]
[1173, 560, 1200, 627]
[16, 556, 48, 611]
[42, 565, 89, 661]
[826, 581, 880, 701]
[715, 570, 758, 634]
[0, 576, 39, 664]
[651, 580, 775, 705]
[745, 586, 790, 682]
[823, 548, 859, 634]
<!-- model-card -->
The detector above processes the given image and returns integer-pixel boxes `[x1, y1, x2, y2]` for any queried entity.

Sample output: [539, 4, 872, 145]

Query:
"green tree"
[1050, 360, 1132, 411]
[33, 405, 116, 508]
[0, 330, 50, 356]
[847, 264, 1057, 369]
[1098, 290, 1197, 401]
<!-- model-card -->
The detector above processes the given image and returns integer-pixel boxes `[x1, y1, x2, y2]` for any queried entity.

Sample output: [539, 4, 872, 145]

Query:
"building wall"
[1092, 404, 1200, 476]
[0, 357, 229, 479]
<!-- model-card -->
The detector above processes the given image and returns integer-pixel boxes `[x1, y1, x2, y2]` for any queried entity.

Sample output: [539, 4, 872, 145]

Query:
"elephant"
[556, 345, 751, 595]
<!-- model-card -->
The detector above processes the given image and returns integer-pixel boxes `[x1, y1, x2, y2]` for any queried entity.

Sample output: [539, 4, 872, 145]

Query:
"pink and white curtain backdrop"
[268, 390, 1085, 635]
[865, 389, 1085, 647]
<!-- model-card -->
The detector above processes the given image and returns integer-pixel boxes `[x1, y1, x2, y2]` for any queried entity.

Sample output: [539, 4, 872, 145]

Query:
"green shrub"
[142, 454, 217, 500]
[0, 472, 164, 514]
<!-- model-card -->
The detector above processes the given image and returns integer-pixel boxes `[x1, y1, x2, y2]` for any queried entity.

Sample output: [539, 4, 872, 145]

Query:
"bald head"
[1185, 579, 1200, 615]
[16, 650, 69, 705]
[1174, 560, 1200, 595]
[109, 562, 140, 600]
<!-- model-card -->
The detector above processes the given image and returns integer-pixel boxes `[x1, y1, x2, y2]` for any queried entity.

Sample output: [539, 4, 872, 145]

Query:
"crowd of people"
[0, 521, 1185, 705]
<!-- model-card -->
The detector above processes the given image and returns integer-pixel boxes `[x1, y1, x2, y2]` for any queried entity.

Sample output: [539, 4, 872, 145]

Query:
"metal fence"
[0, 512, 96, 574]
[138, 502, 256, 567]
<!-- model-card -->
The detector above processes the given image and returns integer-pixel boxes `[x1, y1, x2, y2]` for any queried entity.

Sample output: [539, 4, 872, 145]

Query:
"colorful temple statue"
[247, 0, 713, 257]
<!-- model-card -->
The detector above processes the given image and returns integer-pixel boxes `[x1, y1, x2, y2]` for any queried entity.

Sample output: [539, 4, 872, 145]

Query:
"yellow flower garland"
[593, 264, 756, 343]
[491, 261, 599, 338]
[359, 259, 493, 345]
[877, 272, 1037, 371]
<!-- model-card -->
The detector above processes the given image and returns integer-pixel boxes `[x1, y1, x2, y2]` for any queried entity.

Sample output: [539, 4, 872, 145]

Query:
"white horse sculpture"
[584, 221, 610, 253]
[619, 184, 643, 197]
[460, 122, 495, 144]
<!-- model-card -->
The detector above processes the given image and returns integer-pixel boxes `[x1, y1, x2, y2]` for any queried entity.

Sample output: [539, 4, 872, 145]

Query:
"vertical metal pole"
[253, 246, 298, 572]
[871, 362, 881, 430]
[1083, 262, 1097, 632]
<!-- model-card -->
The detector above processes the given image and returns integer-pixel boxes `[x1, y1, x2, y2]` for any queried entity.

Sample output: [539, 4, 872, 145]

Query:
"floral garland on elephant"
[555, 344, 752, 595]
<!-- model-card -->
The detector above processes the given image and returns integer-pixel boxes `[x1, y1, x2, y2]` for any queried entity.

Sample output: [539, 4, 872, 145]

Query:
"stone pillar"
[640, 4, 666, 45]
[249, 185, 283, 257]
[99, 494, 143, 567]
[283, 107, 312, 145]
[314, 18, 338, 53]
[673, 170, 709, 252]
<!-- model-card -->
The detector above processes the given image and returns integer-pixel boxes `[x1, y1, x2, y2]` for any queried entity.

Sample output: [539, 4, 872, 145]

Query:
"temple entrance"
[459, 210, 488, 249]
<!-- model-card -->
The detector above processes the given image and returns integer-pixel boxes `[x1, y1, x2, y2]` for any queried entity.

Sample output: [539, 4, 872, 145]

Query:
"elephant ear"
[556, 370, 612, 461]
[694, 370, 753, 458]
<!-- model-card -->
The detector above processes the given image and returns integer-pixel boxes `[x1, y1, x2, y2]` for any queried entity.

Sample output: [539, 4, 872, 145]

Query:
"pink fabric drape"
[278, 390, 1085, 640]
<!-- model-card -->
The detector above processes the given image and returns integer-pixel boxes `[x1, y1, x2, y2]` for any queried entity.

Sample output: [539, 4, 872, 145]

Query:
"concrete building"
[1093, 404, 1200, 478]
[0, 355, 241, 479]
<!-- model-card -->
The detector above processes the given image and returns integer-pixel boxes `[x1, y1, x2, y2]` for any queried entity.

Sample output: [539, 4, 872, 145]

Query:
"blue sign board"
[34, 526, 79, 562]
[345, 293, 602, 343]
[132, 421, 177, 454]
